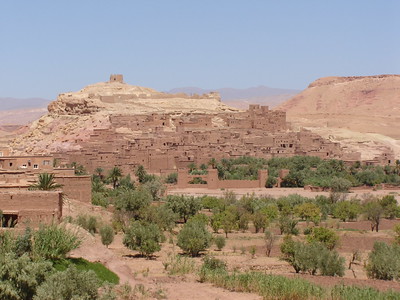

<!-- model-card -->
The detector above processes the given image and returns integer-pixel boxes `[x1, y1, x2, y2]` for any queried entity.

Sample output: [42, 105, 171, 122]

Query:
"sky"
[1, 0, 399, 99]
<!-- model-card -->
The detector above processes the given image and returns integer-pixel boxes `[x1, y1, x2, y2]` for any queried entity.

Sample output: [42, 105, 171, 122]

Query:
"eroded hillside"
[277, 75, 400, 160]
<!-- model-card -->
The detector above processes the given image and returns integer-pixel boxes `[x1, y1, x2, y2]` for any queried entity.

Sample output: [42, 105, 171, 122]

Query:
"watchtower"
[109, 74, 124, 83]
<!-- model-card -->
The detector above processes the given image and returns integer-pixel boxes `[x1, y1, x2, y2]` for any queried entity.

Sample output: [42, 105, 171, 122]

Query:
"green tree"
[135, 165, 147, 184]
[379, 195, 399, 219]
[108, 166, 122, 189]
[363, 200, 384, 232]
[306, 227, 339, 250]
[114, 188, 152, 219]
[142, 178, 166, 201]
[166, 195, 202, 223]
[253, 211, 269, 233]
[294, 202, 321, 224]
[123, 221, 163, 258]
[94, 167, 104, 180]
[29, 173, 63, 191]
[333, 200, 361, 221]
[208, 158, 217, 169]
[100, 225, 114, 248]
[220, 211, 237, 238]
[177, 220, 212, 256]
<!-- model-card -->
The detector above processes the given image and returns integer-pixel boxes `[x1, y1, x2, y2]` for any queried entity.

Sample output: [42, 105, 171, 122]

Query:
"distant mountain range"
[0, 97, 51, 110]
[167, 86, 300, 109]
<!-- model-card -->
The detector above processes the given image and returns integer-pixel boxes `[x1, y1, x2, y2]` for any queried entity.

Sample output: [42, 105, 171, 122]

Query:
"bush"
[34, 265, 100, 300]
[214, 236, 226, 251]
[163, 254, 195, 275]
[76, 215, 98, 234]
[92, 192, 110, 208]
[123, 221, 164, 258]
[280, 237, 344, 276]
[141, 205, 177, 231]
[14, 227, 33, 257]
[0, 253, 53, 300]
[165, 172, 178, 184]
[365, 241, 400, 280]
[100, 225, 114, 248]
[177, 220, 212, 256]
[306, 227, 339, 250]
[33, 224, 81, 260]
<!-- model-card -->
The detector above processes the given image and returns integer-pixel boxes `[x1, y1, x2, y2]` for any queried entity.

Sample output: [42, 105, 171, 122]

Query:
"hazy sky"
[1, 1, 399, 99]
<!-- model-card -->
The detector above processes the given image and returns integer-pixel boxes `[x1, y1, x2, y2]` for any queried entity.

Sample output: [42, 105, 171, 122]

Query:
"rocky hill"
[276, 75, 400, 159]
[9, 77, 239, 154]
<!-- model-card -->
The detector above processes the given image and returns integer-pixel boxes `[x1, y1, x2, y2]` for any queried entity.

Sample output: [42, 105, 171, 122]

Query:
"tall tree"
[108, 166, 122, 189]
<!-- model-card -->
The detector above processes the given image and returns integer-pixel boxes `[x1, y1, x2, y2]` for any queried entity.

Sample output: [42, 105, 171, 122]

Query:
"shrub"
[280, 237, 344, 276]
[100, 225, 114, 248]
[214, 236, 226, 251]
[76, 215, 98, 234]
[0, 253, 53, 300]
[165, 172, 178, 184]
[306, 227, 339, 250]
[33, 224, 81, 260]
[14, 227, 33, 257]
[163, 254, 195, 275]
[141, 178, 166, 201]
[123, 221, 164, 258]
[379, 195, 399, 219]
[177, 220, 212, 256]
[264, 229, 275, 257]
[92, 192, 110, 208]
[34, 265, 100, 300]
[365, 241, 400, 280]
[238, 213, 250, 232]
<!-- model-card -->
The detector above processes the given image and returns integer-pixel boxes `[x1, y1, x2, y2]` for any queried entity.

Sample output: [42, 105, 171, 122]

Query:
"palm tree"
[208, 158, 217, 169]
[94, 167, 104, 180]
[29, 173, 63, 191]
[108, 166, 122, 189]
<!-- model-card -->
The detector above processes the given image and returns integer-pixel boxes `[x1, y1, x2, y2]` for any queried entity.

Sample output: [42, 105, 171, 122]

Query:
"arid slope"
[277, 75, 400, 159]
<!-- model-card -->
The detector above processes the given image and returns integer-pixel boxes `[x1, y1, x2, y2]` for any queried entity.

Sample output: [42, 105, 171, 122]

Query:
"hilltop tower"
[109, 74, 124, 83]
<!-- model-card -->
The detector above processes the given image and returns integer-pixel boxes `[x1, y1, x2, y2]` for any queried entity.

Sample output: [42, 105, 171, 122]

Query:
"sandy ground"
[63, 190, 400, 299]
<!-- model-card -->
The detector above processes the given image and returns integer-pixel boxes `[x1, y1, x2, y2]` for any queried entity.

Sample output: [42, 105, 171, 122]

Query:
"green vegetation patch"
[53, 257, 119, 284]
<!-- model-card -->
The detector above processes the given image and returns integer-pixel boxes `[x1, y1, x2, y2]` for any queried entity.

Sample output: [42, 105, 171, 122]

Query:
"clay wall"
[54, 175, 91, 204]
[0, 191, 62, 227]
[0, 156, 53, 171]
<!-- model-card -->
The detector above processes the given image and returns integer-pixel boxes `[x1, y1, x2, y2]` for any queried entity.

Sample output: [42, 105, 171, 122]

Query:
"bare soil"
[63, 189, 400, 299]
